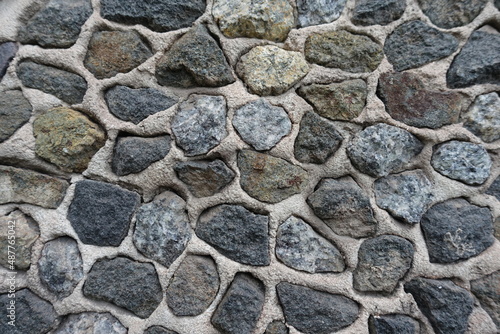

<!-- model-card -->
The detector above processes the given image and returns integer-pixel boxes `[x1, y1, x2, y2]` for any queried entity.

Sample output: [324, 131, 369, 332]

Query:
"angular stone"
[133, 191, 191, 267]
[155, 25, 235, 88]
[171, 94, 227, 156]
[352, 0, 406, 26]
[238, 150, 309, 203]
[277, 282, 359, 334]
[196, 204, 269, 265]
[67, 180, 140, 246]
[486, 176, 500, 201]
[307, 177, 376, 238]
[54, 312, 127, 334]
[17, 61, 87, 104]
[471, 270, 500, 329]
[421, 198, 494, 263]
[418, 0, 488, 29]
[462, 92, 500, 143]
[18, 0, 92, 48]
[174, 159, 235, 197]
[33, 107, 106, 172]
[276, 216, 345, 273]
[297, 0, 347, 27]
[0, 42, 17, 79]
[84, 30, 152, 79]
[431, 140, 491, 185]
[233, 99, 291, 151]
[305, 30, 383, 73]
[145, 326, 178, 334]
[0, 90, 32, 142]
[212, 273, 265, 334]
[265, 321, 289, 334]
[166, 255, 219, 316]
[237, 46, 309, 96]
[369, 314, 419, 334]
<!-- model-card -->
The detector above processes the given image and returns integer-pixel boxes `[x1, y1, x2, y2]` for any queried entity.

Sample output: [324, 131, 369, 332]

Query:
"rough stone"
[418, 0, 488, 29]
[265, 321, 289, 334]
[0, 42, 17, 79]
[155, 25, 234, 88]
[305, 30, 383, 73]
[297, 0, 347, 27]
[166, 255, 219, 316]
[237, 46, 309, 96]
[196, 204, 269, 265]
[67, 180, 140, 247]
[352, 0, 406, 26]
[33, 107, 106, 172]
[0, 90, 32, 142]
[238, 150, 309, 203]
[420, 198, 495, 263]
[233, 99, 292, 151]
[486, 176, 500, 201]
[496, 217, 500, 241]
[145, 326, 179, 334]
[277, 282, 359, 334]
[462, 92, 500, 143]
[54, 312, 127, 334]
[368, 314, 419, 334]
[470, 270, 500, 329]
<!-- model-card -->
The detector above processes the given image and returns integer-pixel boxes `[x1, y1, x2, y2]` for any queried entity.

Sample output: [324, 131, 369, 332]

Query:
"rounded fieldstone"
[145, 326, 179, 334]
[418, 0, 488, 29]
[0, 90, 32, 143]
[265, 321, 289, 334]
[368, 314, 419, 334]
[462, 92, 500, 143]
[54, 312, 127, 334]
[297, 0, 347, 27]
[470, 270, 500, 329]
[352, 0, 406, 26]
[0, 42, 17, 79]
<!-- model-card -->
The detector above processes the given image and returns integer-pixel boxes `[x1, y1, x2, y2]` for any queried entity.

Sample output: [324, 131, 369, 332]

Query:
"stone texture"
[307, 177, 377, 238]
[237, 46, 309, 96]
[486, 176, 500, 201]
[196, 204, 269, 265]
[155, 25, 235, 88]
[83, 257, 162, 318]
[171, 94, 227, 156]
[233, 99, 292, 151]
[297, 0, 347, 27]
[368, 314, 419, 334]
[0, 90, 32, 142]
[421, 198, 495, 263]
[145, 326, 178, 334]
[352, 0, 406, 26]
[418, 0, 488, 29]
[67, 180, 140, 247]
[265, 321, 289, 334]
[276, 216, 345, 273]
[238, 150, 309, 203]
[133, 191, 191, 267]
[462, 92, 500, 143]
[470, 270, 500, 329]
[33, 107, 106, 172]
[54, 312, 127, 334]
[0, 42, 17, 79]
[277, 282, 359, 334]
[166, 255, 219, 316]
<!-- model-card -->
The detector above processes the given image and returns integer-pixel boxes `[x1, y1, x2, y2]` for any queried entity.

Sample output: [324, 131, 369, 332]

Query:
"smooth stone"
[368, 314, 419, 334]
[145, 326, 179, 334]
[486, 176, 500, 201]
[418, 0, 488, 29]
[54, 312, 127, 334]
[462, 92, 500, 143]
[265, 321, 289, 334]
[0, 90, 32, 142]
[297, 0, 347, 27]
[470, 270, 500, 329]
[352, 0, 406, 26]
[0, 42, 18, 79]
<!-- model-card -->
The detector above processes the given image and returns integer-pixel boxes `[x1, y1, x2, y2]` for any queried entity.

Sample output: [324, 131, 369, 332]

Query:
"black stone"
[470, 270, 500, 329]
[0, 90, 32, 143]
[0, 42, 17, 79]
[145, 326, 179, 334]
[368, 314, 418, 334]
[486, 176, 500, 201]
[352, 0, 406, 26]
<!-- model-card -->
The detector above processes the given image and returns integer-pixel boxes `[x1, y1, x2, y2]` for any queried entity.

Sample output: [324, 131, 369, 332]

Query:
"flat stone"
[133, 191, 191, 267]
[307, 177, 377, 238]
[297, 0, 347, 27]
[233, 99, 292, 151]
[54, 312, 127, 334]
[265, 321, 289, 334]
[171, 94, 227, 156]
[369, 314, 419, 334]
[418, 0, 488, 29]
[83, 257, 163, 318]
[421, 198, 495, 263]
[0, 90, 32, 142]
[352, 0, 406, 26]
[276, 216, 345, 273]
[305, 30, 383, 73]
[166, 255, 219, 316]
[18, 0, 92, 48]
[462, 92, 500, 143]
[237, 46, 309, 96]
[196, 204, 269, 265]
[471, 270, 500, 329]
[67, 180, 140, 246]
[145, 326, 178, 334]
[84, 30, 152, 79]
[17, 61, 87, 104]
[0, 42, 17, 79]
[384, 21, 458, 71]
[33, 107, 106, 172]
[277, 282, 359, 334]
[431, 140, 491, 185]
[238, 150, 309, 203]
[486, 176, 500, 201]
[211, 273, 265, 334]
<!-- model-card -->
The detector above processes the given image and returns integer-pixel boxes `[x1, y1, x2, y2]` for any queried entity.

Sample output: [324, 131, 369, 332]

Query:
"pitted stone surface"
[0, 42, 17, 79]
[145, 326, 179, 334]
[418, 0, 488, 29]
[352, 0, 406, 26]
[54, 312, 127, 334]
[297, 0, 347, 27]
[0, 90, 32, 142]
[368, 314, 419, 334]
[470, 270, 500, 329]
[462, 92, 500, 143]
[265, 321, 289, 334]
[486, 176, 500, 201]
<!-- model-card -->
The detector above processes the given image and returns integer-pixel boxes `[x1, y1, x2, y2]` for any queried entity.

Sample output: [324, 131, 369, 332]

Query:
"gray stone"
[276, 216, 345, 273]
[233, 99, 291, 151]
[418, 0, 488, 29]
[54, 312, 127, 334]
[83, 256, 163, 318]
[67, 180, 140, 247]
[496, 0, 500, 9]
[145, 326, 178, 334]
[431, 140, 491, 185]
[352, 0, 406, 26]
[421, 198, 495, 263]
[462, 92, 500, 143]
[486, 176, 500, 201]
[171, 94, 227, 156]
[133, 191, 191, 267]
[0, 90, 32, 142]
[277, 282, 359, 334]
[496, 217, 500, 241]
[297, 0, 347, 27]
[369, 314, 419, 334]
[265, 321, 289, 334]
[470, 270, 500, 329]
[0, 42, 17, 79]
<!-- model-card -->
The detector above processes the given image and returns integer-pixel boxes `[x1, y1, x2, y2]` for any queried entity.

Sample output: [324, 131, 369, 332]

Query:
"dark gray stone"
[470, 270, 500, 329]
[418, 0, 488, 29]
[496, 0, 500, 9]
[486, 176, 500, 201]
[368, 314, 419, 334]
[0, 90, 32, 142]
[265, 321, 289, 334]
[297, 0, 347, 27]
[352, 0, 406, 26]
[54, 312, 127, 334]
[0, 42, 17, 79]
[145, 326, 178, 334]
[462, 92, 500, 143]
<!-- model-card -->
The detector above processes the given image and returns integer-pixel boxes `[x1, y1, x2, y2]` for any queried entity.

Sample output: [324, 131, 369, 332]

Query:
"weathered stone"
[265, 321, 289, 334]
[277, 282, 359, 334]
[276, 216, 345, 273]
[471, 270, 500, 329]
[421, 198, 494, 263]
[133, 191, 191, 267]
[54, 312, 127, 334]
[384, 21, 458, 71]
[238, 150, 309, 203]
[486, 176, 500, 201]
[17, 61, 87, 104]
[0, 90, 32, 142]
[0, 42, 17, 79]
[145, 326, 178, 334]
[67, 180, 140, 246]
[431, 140, 491, 185]
[297, 0, 347, 27]
[237, 46, 309, 96]
[368, 314, 419, 334]
[212, 273, 265, 334]
[174, 159, 235, 197]
[352, 0, 406, 26]
[166, 255, 219, 316]
[233, 99, 291, 151]
[18, 0, 92, 48]
[196, 204, 269, 265]
[171, 94, 227, 156]
[307, 177, 377, 238]
[83, 257, 163, 318]
[84, 30, 152, 79]
[298, 80, 367, 121]
[305, 30, 383, 73]
[33, 107, 106, 172]
[418, 0, 488, 29]
[462, 92, 500, 143]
